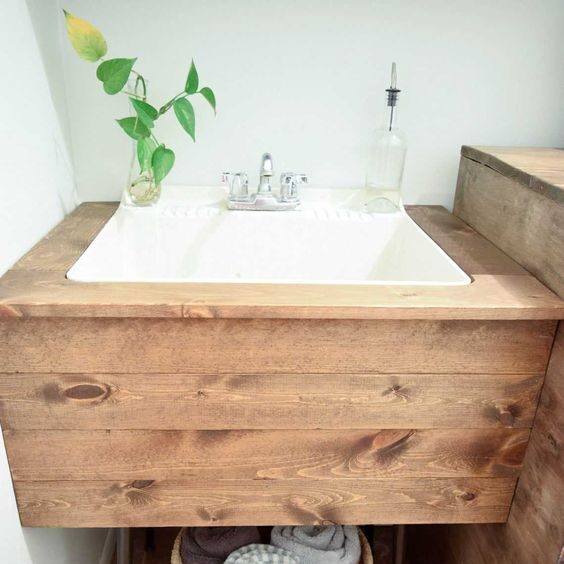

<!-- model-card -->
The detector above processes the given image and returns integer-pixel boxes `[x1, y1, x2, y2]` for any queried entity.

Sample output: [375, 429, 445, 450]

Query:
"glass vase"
[122, 162, 161, 207]
[121, 78, 161, 207]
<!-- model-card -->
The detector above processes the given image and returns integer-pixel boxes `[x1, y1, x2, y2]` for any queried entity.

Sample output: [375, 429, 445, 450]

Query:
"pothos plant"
[63, 10, 216, 202]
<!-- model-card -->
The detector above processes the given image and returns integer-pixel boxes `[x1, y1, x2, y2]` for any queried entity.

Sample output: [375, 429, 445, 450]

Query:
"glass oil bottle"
[365, 63, 407, 212]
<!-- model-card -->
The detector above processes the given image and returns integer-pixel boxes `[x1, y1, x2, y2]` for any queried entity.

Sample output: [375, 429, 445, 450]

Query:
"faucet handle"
[280, 173, 307, 202]
[223, 172, 249, 202]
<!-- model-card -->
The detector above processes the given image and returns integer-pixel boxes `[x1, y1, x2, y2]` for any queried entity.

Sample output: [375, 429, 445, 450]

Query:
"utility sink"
[67, 186, 471, 286]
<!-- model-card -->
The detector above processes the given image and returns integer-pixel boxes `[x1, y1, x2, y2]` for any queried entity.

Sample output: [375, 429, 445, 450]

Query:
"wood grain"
[11, 202, 117, 272]
[461, 146, 564, 197]
[436, 325, 564, 564]
[0, 372, 543, 430]
[3, 269, 563, 320]
[455, 154, 564, 297]
[1, 204, 563, 320]
[14, 477, 516, 527]
[4, 428, 530, 481]
[0, 318, 555, 375]
[418, 146, 564, 563]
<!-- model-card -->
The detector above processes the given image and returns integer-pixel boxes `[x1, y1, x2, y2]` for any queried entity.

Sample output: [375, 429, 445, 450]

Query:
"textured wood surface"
[0, 181, 560, 529]
[1, 204, 563, 320]
[455, 153, 564, 297]
[461, 145, 564, 196]
[0, 372, 542, 430]
[11, 202, 116, 272]
[418, 146, 564, 563]
[4, 428, 530, 481]
[15, 477, 516, 527]
[0, 318, 555, 375]
[434, 326, 564, 564]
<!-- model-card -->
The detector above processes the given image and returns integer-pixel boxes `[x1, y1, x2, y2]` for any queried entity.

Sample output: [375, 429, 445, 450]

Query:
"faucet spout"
[257, 152, 274, 194]
[223, 152, 306, 211]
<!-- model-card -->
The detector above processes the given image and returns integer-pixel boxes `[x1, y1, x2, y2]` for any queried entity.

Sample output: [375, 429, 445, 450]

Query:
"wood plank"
[2, 269, 563, 320]
[3, 428, 530, 481]
[454, 155, 564, 297]
[14, 477, 516, 527]
[405, 206, 525, 276]
[11, 202, 117, 272]
[1, 204, 563, 320]
[0, 318, 555, 375]
[461, 146, 564, 196]
[421, 147, 564, 564]
[0, 373, 543, 430]
[438, 325, 564, 564]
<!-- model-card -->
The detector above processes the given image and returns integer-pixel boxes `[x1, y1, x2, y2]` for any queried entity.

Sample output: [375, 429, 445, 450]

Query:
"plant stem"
[122, 90, 145, 100]
[158, 91, 189, 115]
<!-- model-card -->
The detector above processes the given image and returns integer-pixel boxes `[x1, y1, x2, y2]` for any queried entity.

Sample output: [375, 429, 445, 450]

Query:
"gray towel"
[181, 526, 261, 564]
[225, 544, 301, 564]
[271, 526, 361, 564]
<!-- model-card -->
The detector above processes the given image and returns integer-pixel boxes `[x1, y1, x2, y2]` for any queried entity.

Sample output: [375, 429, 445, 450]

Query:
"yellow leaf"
[63, 10, 108, 62]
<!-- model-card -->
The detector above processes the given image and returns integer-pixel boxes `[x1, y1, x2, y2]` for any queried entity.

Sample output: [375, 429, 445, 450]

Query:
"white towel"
[271, 526, 361, 564]
[225, 543, 301, 564]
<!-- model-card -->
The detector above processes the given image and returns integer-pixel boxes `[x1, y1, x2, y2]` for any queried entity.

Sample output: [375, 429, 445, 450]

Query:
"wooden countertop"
[0, 203, 563, 320]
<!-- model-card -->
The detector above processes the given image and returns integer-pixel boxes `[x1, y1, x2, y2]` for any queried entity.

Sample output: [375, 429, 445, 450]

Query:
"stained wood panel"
[0, 191, 559, 530]
[461, 146, 564, 195]
[14, 477, 516, 527]
[435, 325, 564, 564]
[455, 154, 564, 297]
[0, 372, 543, 430]
[4, 428, 530, 481]
[0, 318, 556, 374]
[11, 202, 116, 272]
[416, 146, 564, 563]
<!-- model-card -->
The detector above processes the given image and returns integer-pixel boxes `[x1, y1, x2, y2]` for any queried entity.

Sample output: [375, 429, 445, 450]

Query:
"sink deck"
[0, 203, 562, 319]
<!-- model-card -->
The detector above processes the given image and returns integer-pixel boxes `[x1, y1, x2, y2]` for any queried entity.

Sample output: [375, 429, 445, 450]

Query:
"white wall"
[0, 0, 76, 273]
[60, 0, 564, 207]
[0, 1, 107, 562]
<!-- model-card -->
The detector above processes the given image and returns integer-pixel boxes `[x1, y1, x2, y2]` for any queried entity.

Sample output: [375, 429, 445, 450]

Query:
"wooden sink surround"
[0, 178, 563, 528]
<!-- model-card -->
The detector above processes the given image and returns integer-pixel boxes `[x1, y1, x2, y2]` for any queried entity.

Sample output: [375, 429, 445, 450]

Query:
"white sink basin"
[67, 186, 470, 286]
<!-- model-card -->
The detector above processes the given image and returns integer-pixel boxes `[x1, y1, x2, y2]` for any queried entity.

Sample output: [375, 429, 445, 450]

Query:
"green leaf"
[173, 98, 196, 141]
[96, 58, 137, 95]
[184, 60, 199, 94]
[199, 87, 216, 114]
[137, 138, 156, 172]
[116, 117, 150, 140]
[63, 10, 107, 62]
[130, 98, 158, 129]
[152, 145, 175, 185]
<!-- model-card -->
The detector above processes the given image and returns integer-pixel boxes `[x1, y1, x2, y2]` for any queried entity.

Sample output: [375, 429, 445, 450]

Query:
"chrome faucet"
[223, 153, 307, 211]
[257, 152, 274, 195]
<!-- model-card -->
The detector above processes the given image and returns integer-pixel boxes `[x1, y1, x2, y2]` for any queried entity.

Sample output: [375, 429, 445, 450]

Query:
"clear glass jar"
[121, 77, 161, 207]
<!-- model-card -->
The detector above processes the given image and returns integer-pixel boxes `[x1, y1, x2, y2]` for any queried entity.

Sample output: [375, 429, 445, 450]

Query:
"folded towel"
[271, 526, 361, 564]
[181, 526, 261, 564]
[225, 544, 301, 564]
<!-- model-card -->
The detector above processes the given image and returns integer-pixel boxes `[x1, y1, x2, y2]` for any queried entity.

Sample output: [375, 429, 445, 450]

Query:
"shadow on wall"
[25, 0, 75, 166]
[0, 0, 78, 275]
[24, 529, 109, 564]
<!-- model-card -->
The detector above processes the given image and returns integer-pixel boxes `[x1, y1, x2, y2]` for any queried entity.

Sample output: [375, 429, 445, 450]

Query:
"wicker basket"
[171, 526, 373, 564]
